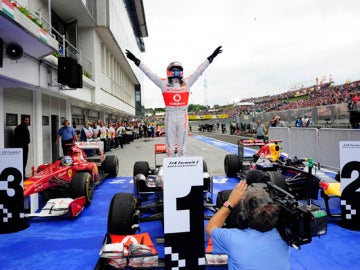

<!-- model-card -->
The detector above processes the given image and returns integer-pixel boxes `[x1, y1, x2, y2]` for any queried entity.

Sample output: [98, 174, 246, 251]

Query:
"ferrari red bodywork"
[24, 145, 99, 197]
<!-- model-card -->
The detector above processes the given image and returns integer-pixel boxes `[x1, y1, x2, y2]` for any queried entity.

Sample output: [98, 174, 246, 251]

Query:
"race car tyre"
[203, 160, 208, 172]
[224, 154, 241, 177]
[107, 192, 136, 235]
[102, 155, 119, 177]
[133, 161, 150, 177]
[70, 172, 94, 205]
[267, 171, 288, 191]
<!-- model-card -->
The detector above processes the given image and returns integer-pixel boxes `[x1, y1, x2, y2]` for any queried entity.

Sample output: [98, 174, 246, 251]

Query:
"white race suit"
[139, 60, 211, 156]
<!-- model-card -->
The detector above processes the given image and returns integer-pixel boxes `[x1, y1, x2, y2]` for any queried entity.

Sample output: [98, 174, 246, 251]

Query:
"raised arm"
[187, 46, 222, 87]
[126, 50, 164, 89]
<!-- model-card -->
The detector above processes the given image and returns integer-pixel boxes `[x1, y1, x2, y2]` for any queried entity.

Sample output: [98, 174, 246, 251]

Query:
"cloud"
[140, 0, 360, 108]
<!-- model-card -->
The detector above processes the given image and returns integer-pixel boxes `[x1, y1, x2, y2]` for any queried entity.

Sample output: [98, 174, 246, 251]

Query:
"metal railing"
[11, 0, 94, 80]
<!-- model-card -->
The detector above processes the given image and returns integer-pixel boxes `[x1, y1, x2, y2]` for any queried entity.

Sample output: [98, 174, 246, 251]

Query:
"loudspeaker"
[58, 57, 83, 88]
[0, 38, 3, 67]
[68, 63, 83, 88]
[6, 42, 23, 60]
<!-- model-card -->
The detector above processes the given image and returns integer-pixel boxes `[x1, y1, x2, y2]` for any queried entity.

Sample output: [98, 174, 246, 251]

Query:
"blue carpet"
[0, 136, 359, 270]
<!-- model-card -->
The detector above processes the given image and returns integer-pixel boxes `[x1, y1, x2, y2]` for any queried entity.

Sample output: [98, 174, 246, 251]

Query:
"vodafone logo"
[173, 94, 181, 102]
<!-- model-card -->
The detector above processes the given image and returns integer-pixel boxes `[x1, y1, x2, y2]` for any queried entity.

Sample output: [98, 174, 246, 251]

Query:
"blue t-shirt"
[57, 126, 76, 141]
[211, 228, 290, 270]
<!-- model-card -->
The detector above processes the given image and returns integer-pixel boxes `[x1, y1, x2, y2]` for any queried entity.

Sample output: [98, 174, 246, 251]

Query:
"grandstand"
[190, 79, 360, 130]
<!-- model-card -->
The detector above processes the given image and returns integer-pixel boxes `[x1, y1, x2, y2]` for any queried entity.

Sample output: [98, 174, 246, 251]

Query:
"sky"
[139, 0, 360, 108]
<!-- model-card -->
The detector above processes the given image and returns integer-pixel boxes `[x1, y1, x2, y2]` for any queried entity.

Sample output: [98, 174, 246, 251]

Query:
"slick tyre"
[133, 161, 150, 177]
[224, 154, 240, 177]
[102, 155, 119, 177]
[70, 172, 94, 205]
[107, 192, 137, 235]
[203, 160, 208, 172]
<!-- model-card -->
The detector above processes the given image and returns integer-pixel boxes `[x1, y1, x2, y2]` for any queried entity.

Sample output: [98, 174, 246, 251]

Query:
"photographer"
[205, 181, 290, 270]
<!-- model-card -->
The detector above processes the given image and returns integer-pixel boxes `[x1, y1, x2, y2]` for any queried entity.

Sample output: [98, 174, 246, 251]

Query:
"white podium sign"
[163, 156, 205, 269]
[0, 148, 23, 194]
[163, 156, 203, 233]
[0, 148, 29, 233]
[339, 141, 360, 229]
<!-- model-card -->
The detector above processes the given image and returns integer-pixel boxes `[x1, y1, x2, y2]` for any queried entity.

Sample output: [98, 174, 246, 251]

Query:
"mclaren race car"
[23, 141, 119, 217]
[107, 143, 212, 235]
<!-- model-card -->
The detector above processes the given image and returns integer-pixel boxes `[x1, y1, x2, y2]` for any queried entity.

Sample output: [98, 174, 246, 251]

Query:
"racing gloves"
[125, 50, 141, 66]
[126, 46, 222, 66]
[207, 46, 223, 63]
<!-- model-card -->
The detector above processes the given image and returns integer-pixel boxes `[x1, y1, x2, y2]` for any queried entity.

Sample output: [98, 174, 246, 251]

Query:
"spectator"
[55, 119, 77, 156]
[99, 122, 108, 152]
[107, 122, 115, 150]
[80, 121, 94, 156]
[92, 121, 100, 140]
[156, 124, 162, 137]
[255, 119, 266, 141]
[13, 115, 30, 177]
[80, 121, 93, 142]
[115, 122, 125, 149]
[230, 122, 236, 135]
[150, 124, 155, 138]
[274, 116, 286, 127]
[302, 114, 310, 127]
[221, 123, 226, 134]
[295, 116, 303, 127]
[269, 119, 276, 127]
[206, 181, 290, 270]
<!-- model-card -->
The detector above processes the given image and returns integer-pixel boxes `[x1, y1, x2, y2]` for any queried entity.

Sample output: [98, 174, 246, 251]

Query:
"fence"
[268, 127, 360, 170]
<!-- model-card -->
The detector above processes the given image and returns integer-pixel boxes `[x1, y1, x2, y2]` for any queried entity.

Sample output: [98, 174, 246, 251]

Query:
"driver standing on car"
[125, 46, 222, 157]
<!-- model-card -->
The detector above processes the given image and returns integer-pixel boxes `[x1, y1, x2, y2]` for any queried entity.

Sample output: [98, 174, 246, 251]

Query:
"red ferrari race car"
[23, 141, 119, 218]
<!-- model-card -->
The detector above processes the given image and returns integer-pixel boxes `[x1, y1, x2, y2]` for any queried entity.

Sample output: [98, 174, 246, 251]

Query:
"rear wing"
[76, 141, 104, 161]
[154, 144, 177, 167]
[154, 144, 178, 154]
[239, 139, 282, 146]
[240, 139, 265, 146]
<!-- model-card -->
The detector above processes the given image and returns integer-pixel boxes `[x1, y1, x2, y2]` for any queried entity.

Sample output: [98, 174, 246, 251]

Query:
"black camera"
[216, 170, 327, 249]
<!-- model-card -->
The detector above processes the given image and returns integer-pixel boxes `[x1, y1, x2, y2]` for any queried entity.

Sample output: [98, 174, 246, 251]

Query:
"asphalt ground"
[110, 132, 235, 177]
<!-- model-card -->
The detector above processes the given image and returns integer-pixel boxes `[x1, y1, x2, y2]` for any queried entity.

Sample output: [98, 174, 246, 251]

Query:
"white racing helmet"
[166, 61, 183, 79]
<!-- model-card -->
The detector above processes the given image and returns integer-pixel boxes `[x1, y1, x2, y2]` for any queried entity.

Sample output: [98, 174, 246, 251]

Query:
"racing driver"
[126, 46, 222, 156]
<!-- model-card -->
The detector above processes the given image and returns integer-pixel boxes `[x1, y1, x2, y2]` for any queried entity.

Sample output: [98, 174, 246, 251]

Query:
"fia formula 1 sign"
[163, 156, 205, 269]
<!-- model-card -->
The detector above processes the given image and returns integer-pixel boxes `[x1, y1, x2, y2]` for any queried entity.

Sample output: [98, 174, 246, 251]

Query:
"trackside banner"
[163, 156, 205, 269]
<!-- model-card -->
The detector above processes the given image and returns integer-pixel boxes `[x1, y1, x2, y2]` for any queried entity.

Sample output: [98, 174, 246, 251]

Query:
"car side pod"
[68, 196, 86, 218]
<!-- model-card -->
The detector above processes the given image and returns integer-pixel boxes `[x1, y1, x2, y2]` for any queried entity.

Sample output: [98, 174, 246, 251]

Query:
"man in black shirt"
[14, 116, 30, 178]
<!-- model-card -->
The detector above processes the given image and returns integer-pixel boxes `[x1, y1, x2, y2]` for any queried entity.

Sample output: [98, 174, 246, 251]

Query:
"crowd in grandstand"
[224, 80, 360, 118]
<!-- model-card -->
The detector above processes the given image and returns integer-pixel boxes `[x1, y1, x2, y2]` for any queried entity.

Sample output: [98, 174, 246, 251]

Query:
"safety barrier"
[269, 127, 360, 170]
